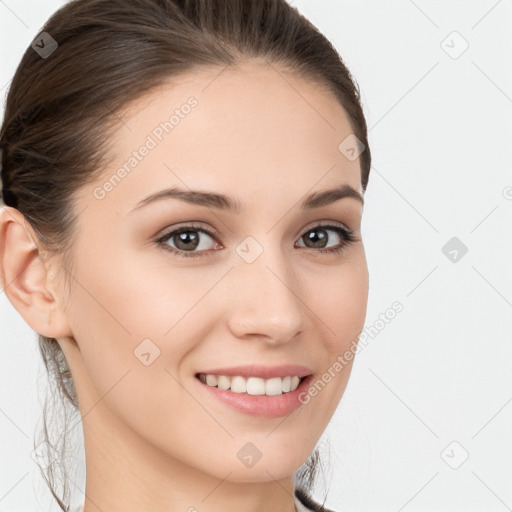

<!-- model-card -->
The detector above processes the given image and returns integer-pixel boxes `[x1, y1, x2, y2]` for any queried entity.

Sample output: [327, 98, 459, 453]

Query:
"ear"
[0, 205, 73, 339]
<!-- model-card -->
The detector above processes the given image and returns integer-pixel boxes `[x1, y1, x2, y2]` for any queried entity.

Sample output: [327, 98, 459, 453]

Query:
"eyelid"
[298, 219, 351, 237]
[155, 221, 219, 240]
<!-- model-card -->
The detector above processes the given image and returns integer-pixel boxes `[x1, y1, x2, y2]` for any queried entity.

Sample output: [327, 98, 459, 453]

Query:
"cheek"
[65, 249, 221, 465]
[315, 252, 369, 351]
[70, 241, 213, 345]
[303, 251, 368, 408]
[66, 240, 229, 410]
[64, 244, 197, 392]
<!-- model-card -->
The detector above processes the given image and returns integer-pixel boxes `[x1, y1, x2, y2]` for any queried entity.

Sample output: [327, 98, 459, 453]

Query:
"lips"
[195, 373, 315, 418]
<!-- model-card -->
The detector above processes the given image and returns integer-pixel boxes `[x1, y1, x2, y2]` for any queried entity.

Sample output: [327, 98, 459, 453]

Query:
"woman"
[0, 0, 371, 511]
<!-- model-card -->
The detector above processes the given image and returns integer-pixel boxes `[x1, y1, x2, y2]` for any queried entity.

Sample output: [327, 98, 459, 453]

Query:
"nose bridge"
[226, 235, 306, 342]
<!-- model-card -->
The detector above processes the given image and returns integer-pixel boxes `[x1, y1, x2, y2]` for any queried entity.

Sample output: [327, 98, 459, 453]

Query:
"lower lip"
[195, 374, 313, 418]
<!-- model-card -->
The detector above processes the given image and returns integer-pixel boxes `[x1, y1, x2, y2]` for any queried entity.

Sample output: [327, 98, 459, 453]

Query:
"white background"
[1, 1, 511, 511]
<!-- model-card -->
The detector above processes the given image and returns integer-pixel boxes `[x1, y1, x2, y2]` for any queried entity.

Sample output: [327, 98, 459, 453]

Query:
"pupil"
[307, 230, 327, 248]
[177, 231, 198, 249]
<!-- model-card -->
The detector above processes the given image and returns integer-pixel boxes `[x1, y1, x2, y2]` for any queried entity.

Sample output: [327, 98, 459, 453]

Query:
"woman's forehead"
[83, 62, 360, 210]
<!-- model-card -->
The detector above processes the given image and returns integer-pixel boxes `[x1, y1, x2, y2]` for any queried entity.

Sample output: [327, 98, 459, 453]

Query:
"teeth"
[217, 375, 231, 390]
[198, 374, 304, 395]
[231, 376, 247, 393]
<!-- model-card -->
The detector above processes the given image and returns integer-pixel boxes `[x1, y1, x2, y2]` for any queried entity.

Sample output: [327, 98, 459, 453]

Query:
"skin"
[0, 59, 369, 512]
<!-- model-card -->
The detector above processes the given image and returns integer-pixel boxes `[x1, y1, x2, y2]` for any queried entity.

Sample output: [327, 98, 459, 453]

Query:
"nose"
[225, 246, 307, 345]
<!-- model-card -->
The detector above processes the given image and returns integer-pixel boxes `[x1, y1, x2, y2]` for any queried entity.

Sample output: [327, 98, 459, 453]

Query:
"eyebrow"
[129, 183, 364, 214]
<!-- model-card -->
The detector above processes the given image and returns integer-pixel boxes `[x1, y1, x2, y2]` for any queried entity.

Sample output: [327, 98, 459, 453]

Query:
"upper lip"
[196, 364, 313, 380]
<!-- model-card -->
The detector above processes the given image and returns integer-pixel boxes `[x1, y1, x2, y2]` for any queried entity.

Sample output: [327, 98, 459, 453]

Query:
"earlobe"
[0, 205, 73, 339]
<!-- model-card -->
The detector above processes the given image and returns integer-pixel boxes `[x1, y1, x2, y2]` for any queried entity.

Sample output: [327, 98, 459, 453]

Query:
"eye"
[156, 223, 220, 258]
[155, 222, 358, 259]
[295, 223, 358, 255]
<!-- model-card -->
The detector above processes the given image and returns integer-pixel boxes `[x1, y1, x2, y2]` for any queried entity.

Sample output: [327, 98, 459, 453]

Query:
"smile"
[197, 373, 303, 395]
[194, 373, 314, 418]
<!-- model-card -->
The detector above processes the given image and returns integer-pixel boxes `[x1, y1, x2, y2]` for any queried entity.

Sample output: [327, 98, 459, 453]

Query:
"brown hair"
[0, 0, 371, 510]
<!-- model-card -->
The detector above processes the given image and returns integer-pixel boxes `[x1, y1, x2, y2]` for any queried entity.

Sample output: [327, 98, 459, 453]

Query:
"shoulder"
[294, 487, 339, 512]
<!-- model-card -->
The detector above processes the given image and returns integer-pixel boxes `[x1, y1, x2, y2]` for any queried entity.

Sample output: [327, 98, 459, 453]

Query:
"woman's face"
[56, 59, 369, 484]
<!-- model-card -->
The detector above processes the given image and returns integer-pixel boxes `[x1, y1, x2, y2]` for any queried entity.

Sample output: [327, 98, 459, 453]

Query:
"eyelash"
[155, 222, 358, 259]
